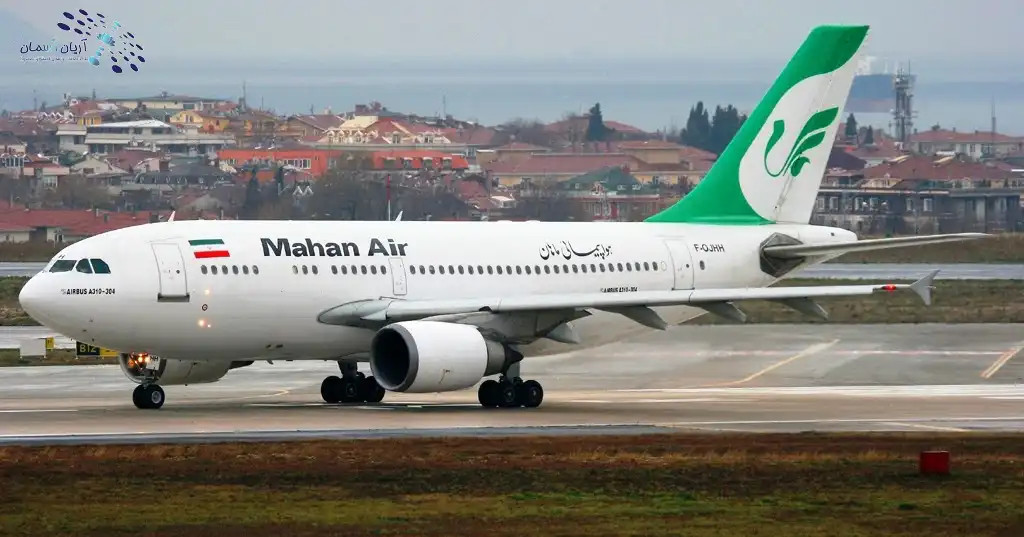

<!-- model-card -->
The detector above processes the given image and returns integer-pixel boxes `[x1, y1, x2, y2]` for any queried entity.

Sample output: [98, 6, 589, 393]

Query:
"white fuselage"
[18, 219, 854, 363]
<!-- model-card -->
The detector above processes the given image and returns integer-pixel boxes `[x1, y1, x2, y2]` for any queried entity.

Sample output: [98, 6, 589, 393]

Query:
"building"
[217, 148, 343, 177]
[908, 127, 1024, 160]
[105, 93, 230, 112]
[56, 120, 235, 156]
[811, 154, 1023, 234]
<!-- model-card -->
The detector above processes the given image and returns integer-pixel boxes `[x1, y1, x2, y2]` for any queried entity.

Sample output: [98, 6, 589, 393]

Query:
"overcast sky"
[2, 0, 1020, 63]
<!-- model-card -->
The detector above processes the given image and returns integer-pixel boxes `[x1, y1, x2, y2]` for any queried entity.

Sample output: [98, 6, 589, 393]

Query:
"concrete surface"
[2, 324, 1024, 445]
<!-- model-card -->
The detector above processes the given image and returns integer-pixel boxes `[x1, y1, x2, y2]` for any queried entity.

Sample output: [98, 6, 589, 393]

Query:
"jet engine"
[369, 321, 522, 393]
[117, 353, 253, 386]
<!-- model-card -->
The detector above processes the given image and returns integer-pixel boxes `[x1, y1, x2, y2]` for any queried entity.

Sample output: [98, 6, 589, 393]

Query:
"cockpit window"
[49, 260, 76, 272]
[75, 259, 93, 273]
[90, 259, 111, 274]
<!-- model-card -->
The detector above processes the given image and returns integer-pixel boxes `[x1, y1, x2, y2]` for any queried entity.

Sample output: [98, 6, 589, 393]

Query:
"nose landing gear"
[132, 384, 165, 409]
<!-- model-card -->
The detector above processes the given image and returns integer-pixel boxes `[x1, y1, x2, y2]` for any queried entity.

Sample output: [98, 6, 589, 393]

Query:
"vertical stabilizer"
[646, 25, 869, 225]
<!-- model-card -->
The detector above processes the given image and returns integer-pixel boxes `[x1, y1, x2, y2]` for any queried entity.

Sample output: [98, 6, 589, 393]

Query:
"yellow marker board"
[76, 341, 118, 358]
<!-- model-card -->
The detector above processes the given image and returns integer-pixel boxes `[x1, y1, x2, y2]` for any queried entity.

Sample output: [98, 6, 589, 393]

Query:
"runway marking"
[571, 398, 746, 404]
[618, 385, 1024, 397]
[705, 339, 840, 387]
[981, 346, 1024, 379]
[883, 422, 969, 433]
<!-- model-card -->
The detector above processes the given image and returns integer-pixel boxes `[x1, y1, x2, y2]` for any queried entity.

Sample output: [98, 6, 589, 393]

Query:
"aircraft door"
[151, 242, 190, 302]
[388, 257, 407, 296]
[662, 239, 695, 290]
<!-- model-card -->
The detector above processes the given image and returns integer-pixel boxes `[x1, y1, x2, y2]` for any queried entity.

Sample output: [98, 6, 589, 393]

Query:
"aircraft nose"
[18, 275, 50, 325]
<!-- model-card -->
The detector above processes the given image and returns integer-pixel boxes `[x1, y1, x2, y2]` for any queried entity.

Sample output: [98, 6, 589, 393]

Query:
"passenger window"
[312, 265, 319, 275]
[496, 266, 503, 275]
[458, 265, 465, 274]
[544, 266, 551, 274]
[212, 265, 219, 275]
[381, 265, 387, 275]
[75, 259, 93, 273]
[439, 265, 446, 275]
[468, 266, 474, 274]
[429, 266, 436, 274]
[331, 265, 337, 275]
[608, 263, 615, 272]
[49, 259, 76, 272]
[410, 265, 417, 274]
[617, 263, 624, 271]
[360, 266, 367, 275]
[201, 265, 209, 275]
[232, 266, 239, 275]
[370, 265, 377, 275]
[221, 265, 228, 274]
[516, 266, 522, 275]
[243, 266, 250, 275]
[252, 266, 259, 275]
[341, 266, 348, 275]
[302, 265, 308, 275]
[351, 265, 358, 274]
[90, 259, 111, 274]
[292, 266, 298, 274]
[448, 265, 455, 274]
[581, 264, 588, 273]
[553, 266, 559, 274]
[643, 262, 650, 271]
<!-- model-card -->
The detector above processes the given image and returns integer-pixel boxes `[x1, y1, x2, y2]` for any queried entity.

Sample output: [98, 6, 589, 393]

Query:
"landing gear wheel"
[497, 382, 519, 407]
[518, 380, 544, 408]
[359, 376, 386, 403]
[340, 378, 361, 403]
[132, 384, 165, 410]
[321, 376, 343, 404]
[478, 379, 500, 407]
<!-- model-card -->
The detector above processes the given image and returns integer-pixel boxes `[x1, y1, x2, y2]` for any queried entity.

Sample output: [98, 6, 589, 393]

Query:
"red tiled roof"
[910, 129, 1023, 144]
[861, 155, 1013, 181]
[289, 114, 345, 131]
[0, 208, 171, 236]
[613, 140, 680, 150]
[483, 153, 644, 175]
[545, 117, 647, 135]
[494, 142, 549, 151]
[441, 127, 499, 146]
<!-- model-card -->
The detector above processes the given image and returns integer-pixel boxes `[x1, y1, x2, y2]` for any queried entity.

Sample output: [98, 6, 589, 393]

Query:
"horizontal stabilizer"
[762, 233, 990, 259]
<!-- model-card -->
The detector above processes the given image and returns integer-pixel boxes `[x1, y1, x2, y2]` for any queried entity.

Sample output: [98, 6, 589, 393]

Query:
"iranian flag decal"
[189, 239, 230, 259]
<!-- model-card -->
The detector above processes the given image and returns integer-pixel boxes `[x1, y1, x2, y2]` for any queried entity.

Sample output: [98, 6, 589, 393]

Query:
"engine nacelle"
[118, 353, 252, 386]
[369, 321, 521, 393]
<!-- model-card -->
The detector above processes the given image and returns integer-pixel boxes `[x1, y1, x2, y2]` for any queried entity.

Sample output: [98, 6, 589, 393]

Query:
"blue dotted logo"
[56, 9, 145, 74]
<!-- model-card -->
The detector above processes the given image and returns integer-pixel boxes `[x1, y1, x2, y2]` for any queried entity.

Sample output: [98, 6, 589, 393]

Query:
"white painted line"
[655, 416, 1024, 427]
[708, 339, 841, 387]
[981, 346, 1024, 379]
[883, 422, 969, 433]
[617, 385, 1024, 397]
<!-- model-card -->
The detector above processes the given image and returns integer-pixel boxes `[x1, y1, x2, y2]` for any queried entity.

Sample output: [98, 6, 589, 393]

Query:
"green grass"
[1, 433, 1023, 536]
[687, 278, 1024, 324]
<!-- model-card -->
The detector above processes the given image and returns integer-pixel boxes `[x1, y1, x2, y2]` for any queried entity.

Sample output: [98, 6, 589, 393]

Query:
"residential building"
[217, 148, 343, 177]
[483, 153, 691, 189]
[56, 120, 235, 155]
[908, 127, 1024, 160]
[105, 93, 230, 112]
[811, 154, 1023, 234]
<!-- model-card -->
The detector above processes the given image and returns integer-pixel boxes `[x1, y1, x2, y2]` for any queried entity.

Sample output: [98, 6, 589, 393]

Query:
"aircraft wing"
[319, 271, 939, 328]
[762, 233, 989, 259]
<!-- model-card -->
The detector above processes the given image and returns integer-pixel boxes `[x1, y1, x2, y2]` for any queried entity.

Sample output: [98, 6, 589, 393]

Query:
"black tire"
[321, 376, 342, 403]
[478, 379, 500, 407]
[341, 379, 360, 403]
[360, 376, 386, 403]
[519, 380, 544, 408]
[132, 384, 147, 409]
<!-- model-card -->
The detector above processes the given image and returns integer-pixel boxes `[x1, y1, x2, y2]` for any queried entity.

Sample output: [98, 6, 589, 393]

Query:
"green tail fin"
[646, 25, 869, 225]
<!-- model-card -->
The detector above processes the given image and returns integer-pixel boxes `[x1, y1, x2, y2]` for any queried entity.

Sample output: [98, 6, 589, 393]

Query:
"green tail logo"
[763, 106, 839, 178]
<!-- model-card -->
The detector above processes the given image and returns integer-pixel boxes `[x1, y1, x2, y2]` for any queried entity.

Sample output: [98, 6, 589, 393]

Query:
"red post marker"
[919, 451, 951, 475]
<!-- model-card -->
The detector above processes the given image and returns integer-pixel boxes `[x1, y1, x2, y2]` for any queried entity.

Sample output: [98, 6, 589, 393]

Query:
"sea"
[3, 59, 1024, 135]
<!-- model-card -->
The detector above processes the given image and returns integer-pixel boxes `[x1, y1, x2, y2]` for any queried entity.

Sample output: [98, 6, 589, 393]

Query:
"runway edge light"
[919, 450, 951, 476]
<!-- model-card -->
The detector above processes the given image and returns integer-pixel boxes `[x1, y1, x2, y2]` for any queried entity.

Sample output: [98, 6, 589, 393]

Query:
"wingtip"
[909, 270, 939, 306]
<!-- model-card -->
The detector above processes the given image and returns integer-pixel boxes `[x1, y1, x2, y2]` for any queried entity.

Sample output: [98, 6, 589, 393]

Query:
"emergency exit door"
[388, 257, 408, 296]
[662, 239, 695, 289]
[151, 242, 190, 302]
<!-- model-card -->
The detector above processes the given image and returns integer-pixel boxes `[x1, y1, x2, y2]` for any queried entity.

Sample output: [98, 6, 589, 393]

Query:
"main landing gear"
[477, 362, 544, 408]
[132, 384, 165, 409]
[321, 362, 386, 404]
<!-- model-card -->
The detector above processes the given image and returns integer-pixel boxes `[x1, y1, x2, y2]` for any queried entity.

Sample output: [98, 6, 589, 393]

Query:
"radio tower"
[891, 64, 916, 147]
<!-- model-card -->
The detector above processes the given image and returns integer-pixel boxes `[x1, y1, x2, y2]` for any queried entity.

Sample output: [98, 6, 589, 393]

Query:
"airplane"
[18, 24, 987, 411]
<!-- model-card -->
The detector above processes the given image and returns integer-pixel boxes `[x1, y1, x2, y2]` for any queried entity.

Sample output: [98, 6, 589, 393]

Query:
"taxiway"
[2, 324, 1023, 445]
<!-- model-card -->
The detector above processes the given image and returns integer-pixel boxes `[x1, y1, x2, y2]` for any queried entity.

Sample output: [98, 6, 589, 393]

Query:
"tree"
[708, 105, 745, 155]
[864, 125, 874, 145]
[493, 118, 553, 147]
[240, 171, 263, 219]
[584, 103, 611, 142]
[845, 113, 858, 140]
[679, 102, 712, 151]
